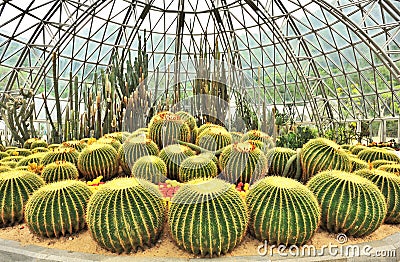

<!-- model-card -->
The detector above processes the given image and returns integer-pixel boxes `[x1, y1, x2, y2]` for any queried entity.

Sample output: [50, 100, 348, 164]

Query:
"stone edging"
[0, 232, 399, 262]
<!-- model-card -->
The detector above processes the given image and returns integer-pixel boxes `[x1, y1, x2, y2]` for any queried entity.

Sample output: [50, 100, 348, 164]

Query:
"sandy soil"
[0, 223, 399, 258]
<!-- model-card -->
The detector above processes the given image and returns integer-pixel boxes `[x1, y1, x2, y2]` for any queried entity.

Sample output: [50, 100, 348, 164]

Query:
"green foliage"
[357, 148, 400, 163]
[307, 170, 386, 237]
[168, 178, 248, 257]
[148, 112, 191, 149]
[300, 138, 351, 182]
[247, 176, 320, 245]
[323, 123, 357, 145]
[41, 161, 79, 183]
[159, 144, 195, 181]
[78, 143, 119, 181]
[266, 147, 297, 177]
[118, 136, 159, 174]
[355, 169, 400, 224]
[219, 141, 268, 184]
[131, 155, 167, 183]
[178, 154, 218, 182]
[0, 170, 44, 227]
[41, 147, 79, 166]
[87, 178, 165, 253]
[276, 125, 318, 150]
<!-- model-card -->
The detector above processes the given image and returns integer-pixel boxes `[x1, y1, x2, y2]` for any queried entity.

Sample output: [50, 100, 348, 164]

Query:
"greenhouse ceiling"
[0, 0, 400, 125]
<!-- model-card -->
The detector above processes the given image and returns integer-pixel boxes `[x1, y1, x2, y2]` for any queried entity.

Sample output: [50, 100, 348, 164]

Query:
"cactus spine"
[354, 168, 400, 224]
[300, 138, 351, 182]
[86, 178, 165, 253]
[0, 170, 44, 227]
[307, 170, 387, 237]
[25, 180, 92, 237]
[78, 143, 119, 181]
[168, 178, 248, 257]
[41, 161, 79, 183]
[247, 176, 320, 245]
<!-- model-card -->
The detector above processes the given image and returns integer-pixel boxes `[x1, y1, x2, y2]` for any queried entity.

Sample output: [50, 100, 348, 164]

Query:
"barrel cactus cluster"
[159, 144, 195, 180]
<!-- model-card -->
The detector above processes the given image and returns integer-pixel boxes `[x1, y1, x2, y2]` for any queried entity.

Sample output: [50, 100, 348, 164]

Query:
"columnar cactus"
[196, 128, 232, 152]
[30, 140, 48, 149]
[41, 161, 79, 183]
[349, 155, 369, 172]
[78, 143, 119, 181]
[247, 176, 320, 245]
[60, 140, 87, 152]
[148, 111, 191, 149]
[266, 147, 296, 177]
[219, 141, 267, 184]
[118, 136, 159, 174]
[178, 154, 218, 182]
[132, 155, 167, 183]
[16, 153, 46, 167]
[307, 170, 387, 237]
[354, 168, 400, 224]
[25, 180, 92, 237]
[357, 148, 400, 163]
[300, 138, 351, 182]
[159, 144, 195, 180]
[0, 170, 44, 227]
[168, 178, 248, 257]
[86, 178, 166, 253]
[40, 147, 79, 166]
[378, 164, 400, 176]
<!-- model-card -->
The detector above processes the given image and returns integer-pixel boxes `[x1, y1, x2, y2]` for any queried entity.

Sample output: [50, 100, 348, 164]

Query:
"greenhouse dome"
[1, 0, 400, 260]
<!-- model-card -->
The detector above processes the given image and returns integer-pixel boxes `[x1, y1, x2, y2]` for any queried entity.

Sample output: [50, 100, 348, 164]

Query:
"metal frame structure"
[0, 0, 399, 127]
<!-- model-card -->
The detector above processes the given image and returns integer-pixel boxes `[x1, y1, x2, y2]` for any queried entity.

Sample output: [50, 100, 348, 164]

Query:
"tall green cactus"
[354, 168, 400, 224]
[41, 161, 79, 183]
[131, 155, 167, 183]
[25, 180, 92, 237]
[159, 144, 195, 180]
[86, 177, 165, 253]
[0, 170, 44, 227]
[307, 170, 387, 237]
[178, 154, 218, 182]
[78, 143, 119, 181]
[168, 178, 248, 257]
[357, 148, 400, 163]
[219, 141, 268, 184]
[300, 138, 351, 182]
[118, 136, 159, 174]
[148, 112, 191, 149]
[247, 176, 320, 245]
